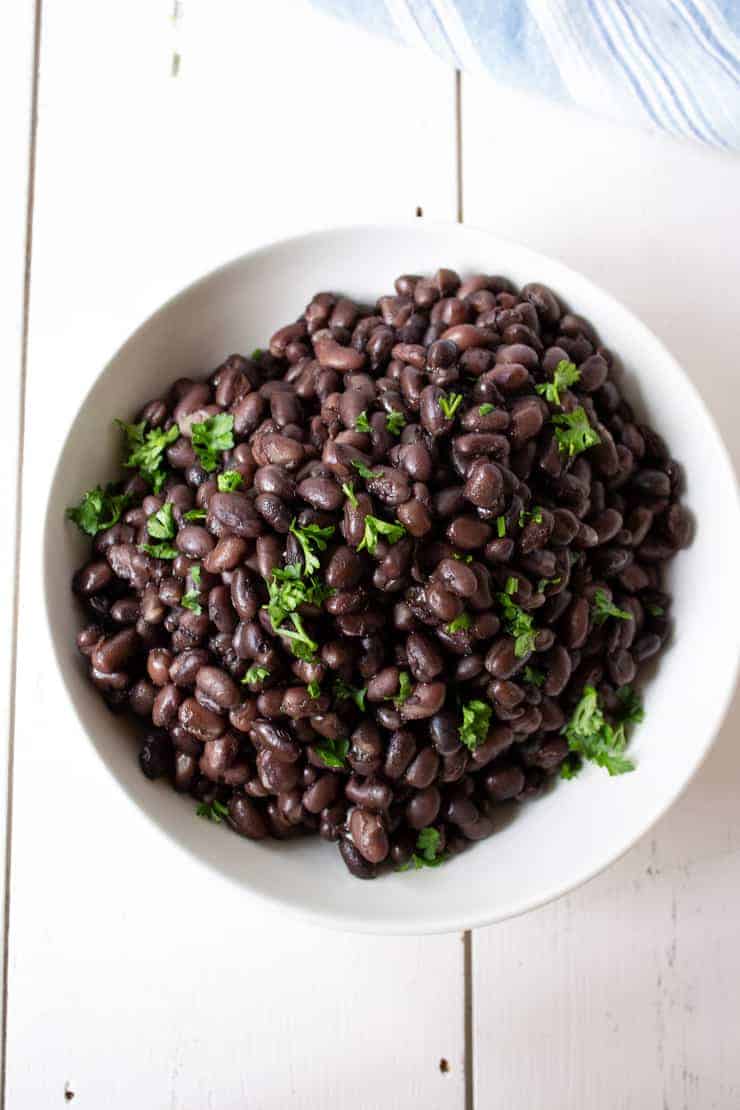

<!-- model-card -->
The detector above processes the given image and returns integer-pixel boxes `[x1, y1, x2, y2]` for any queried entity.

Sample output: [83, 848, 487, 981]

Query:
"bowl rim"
[45, 219, 740, 934]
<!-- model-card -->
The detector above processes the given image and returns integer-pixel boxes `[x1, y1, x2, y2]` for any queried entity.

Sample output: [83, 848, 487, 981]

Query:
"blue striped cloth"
[313, 0, 740, 149]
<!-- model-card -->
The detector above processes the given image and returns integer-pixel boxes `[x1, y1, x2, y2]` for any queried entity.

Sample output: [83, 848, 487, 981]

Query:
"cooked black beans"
[70, 268, 688, 880]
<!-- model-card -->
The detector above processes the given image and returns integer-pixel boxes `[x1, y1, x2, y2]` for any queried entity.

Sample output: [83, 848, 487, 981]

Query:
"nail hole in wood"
[64, 1084, 75, 1101]
[415, 206, 423, 218]
[439, 1058, 450, 1073]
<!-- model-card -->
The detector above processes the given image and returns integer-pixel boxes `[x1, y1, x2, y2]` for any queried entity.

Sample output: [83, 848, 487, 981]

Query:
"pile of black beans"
[71, 268, 690, 879]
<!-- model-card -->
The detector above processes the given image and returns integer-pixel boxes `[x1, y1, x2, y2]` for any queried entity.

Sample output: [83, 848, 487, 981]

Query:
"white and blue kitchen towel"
[314, 0, 740, 149]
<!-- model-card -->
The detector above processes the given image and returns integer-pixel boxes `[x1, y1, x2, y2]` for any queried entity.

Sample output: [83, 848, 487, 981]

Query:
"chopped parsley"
[385, 410, 406, 435]
[191, 413, 235, 472]
[333, 677, 367, 712]
[561, 684, 641, 778]
[264, 563, 330, 631]
[459, 699, 492, 752]
[217, 469, 244, 492]
[242, 664, 270, 686]
[398, 827, 446, 870]
[437, 392, 464, 421]
[342, 481, 358, 508]
[350, 457, 382, 481]
[355, 411, 372, 433]
[315, 737, 350, 769]
[306, 679, 321, 699]
[146, 500, 176, 540]
[181, 565, 203, 614]
[552, 406, 601, 458]
[496, 515, 506, 538]
[66, 484, 130, 536]
[537, 576, 561, 593]
[183, 507, 207, 522]
[505, 576, 518, 595]
[139, 541, 178, 559]
[196, 799, 230, 823]
[447, 612, 471, 634]
[519, 506, 543, 527]
[497, 591, 537, 657]
[116, 419, 179, 492]
[289, 519, 335, 576]
[523, 665, 545, 687]
[478, 403, 495, 416]
[452, 552, 473, 564]
[251, 348, 263, 360]
[535, 359, 580, 406]
[616, 684, 645, 725]
[392, 670, 413, 708]
[592, 588, 633, 626]
[277, 612, 319, 662]
[357, 515, 406, 556]
[646, 603, 665, 617]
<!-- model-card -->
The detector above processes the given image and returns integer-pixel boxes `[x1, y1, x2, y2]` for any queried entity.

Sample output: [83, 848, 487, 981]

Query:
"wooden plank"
[462, 74, 740, 1109]
[0, 0, 37, 1088]
[6, 3, 461, 1108]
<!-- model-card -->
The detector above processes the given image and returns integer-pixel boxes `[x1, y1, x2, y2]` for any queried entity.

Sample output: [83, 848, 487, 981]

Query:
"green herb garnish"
[537, 576, 561, 593]
[146, 500, 176, 540]
[505, 576, 518, 595]
[196, 799, 230, 823]
[139, 542, 178, 559]
[478, 403, 495, 416]
[535, 359, 580, 407]
[459, 699, 492, 752]
[447, 612, 471, 634]
[497, 591, 537, 657]
[191, 413, 235, 472]
[251, 348, 263, 360]
[217, 469, 244, 492]
[561, 685, 638, 777]
[357, 515, 406, 556]
[277, 612, 319, 662]
[265, 564, 330, 630]
[342, 481, 358, 508]
[183, 508, 207, 521]
[592, 588, 632, 626]
[452, 552, 473, 564]
[616, 684, 644, 725]
[306, 679, 321, 699]
[385, 411, 406, 435]
[289, 519, 335, 576]
[398, 827, 446, 870]
[519, 506, 543, 526]
[355, 411, 372, 433]
[333, 677, 367, 712]
[523, 665, 545, 687]
[116, 419, 179, 492]
[315, 737, 350, 769]
[181, 564, 203, 614]
[350, 457, 382, 481]
[66, 485, 130, 536]
[438, 392, 463, 420]
[646, 603, 665, 617]
[242, 664, 270, 686]
[552, 406, 600, 458]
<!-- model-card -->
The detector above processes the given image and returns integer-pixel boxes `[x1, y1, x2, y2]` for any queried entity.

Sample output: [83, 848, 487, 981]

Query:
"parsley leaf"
[147, 500, 176, 540]
[277, 612, 318, 662]
[181, 565, 203, 614]
[183, 507, 207, 521]
[265, 564, 330, 630]
[392, 671, 413, 708]
[385, 411, 406, 435]
[592, 588, 633, 626]
[523, 665, 545, 687]
[357, 514, 406, 556]
[552, 406, 601, 458]
[333, 677, 367, 712]
[496, 515, 506, 538]
[438, 392, 464, 420]
[289, 519, 335, 576]
[306, 679, 321, 699]
[452, 552, 473, 564]
[616, 685, 644, 725]
[217, 469, 244, 492]
[140, 541, 178, 559]
[646, 603, 664, 617]
[519, 506, 543, 526]
[242, 664, 270, 686]
[355, 411, 372, 433]
[251, 347, 263, 361]
[537, 576, 561, 593]
[447, 612, 471, 633]
[479, 403, 495, 416]
[505, 576, 519, 595]
[351, 457, 382, 480]
[191, 413, 235, 472]
[196, 799, 230, 823]
[459, 699, 492, 751]
[342, 481, 358, 508]
[535, 359, 581, 406]
[497, 591, 537, 657]
[315, 737, 350, 769]
[66, 485, 130, 536]
[562, 685, 636, 776]
[117, 419, 179, 492]
[398, 827, 446, 870]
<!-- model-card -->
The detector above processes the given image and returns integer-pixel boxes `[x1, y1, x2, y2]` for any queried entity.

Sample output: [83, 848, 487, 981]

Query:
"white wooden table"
[3, 3, 739, 1106]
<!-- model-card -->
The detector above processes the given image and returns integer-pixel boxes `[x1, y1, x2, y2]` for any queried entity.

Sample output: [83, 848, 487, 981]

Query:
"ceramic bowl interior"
[45, 223, 739, 933]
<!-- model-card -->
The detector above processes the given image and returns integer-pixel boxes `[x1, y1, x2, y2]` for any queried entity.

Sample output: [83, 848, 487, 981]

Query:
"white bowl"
[45, 223, 740, 934]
